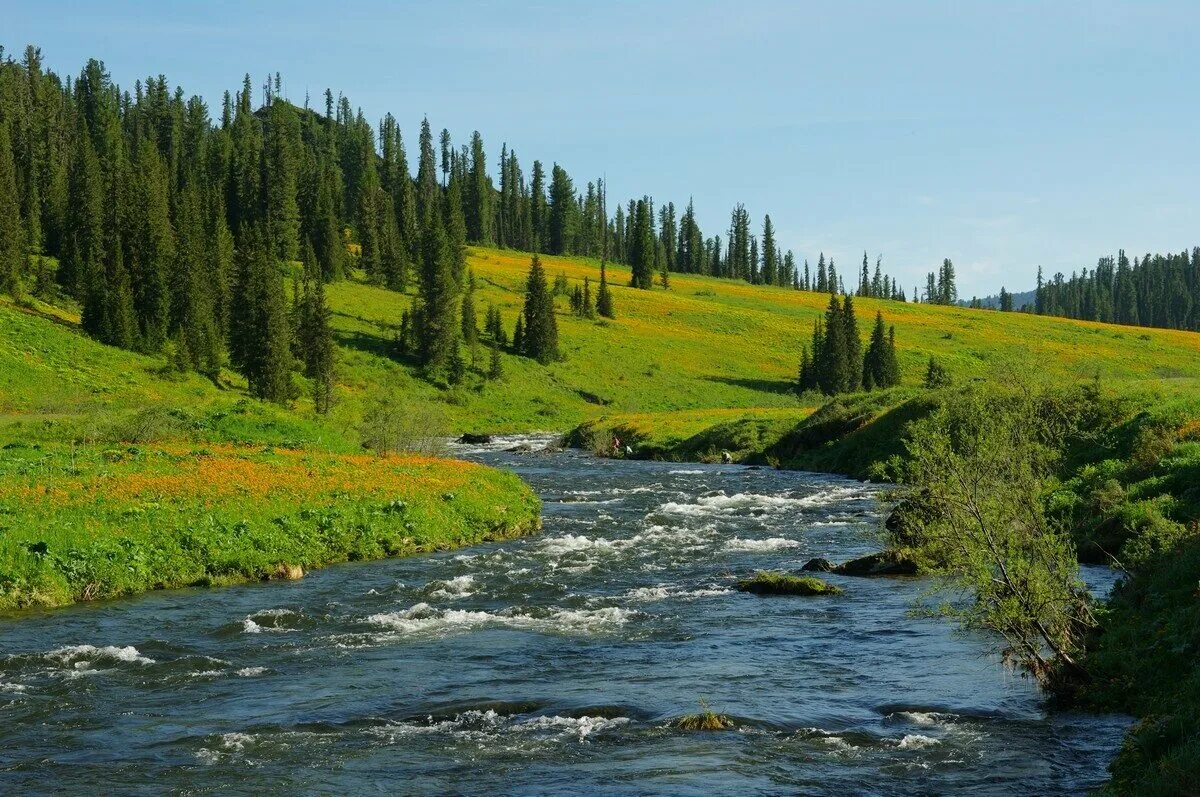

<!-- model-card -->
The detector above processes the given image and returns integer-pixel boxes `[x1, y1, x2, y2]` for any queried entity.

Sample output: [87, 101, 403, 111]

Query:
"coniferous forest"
[0, 48, 931, 400]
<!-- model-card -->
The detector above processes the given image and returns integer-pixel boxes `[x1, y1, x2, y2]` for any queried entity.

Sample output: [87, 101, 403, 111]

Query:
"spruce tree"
[597, 260, 615, 318]
[512, 314, 524, 353]
[241, 229, 294, 402]
[816, 293, 849, 395]
[415, 203, 461, 381]
[863, 310, 889, 389]
[487, 341, 503, 380]
[842, 293, 862, 391]
[461, 269, 478, 347]
[582, 276, 595, 318]
[305, 268, 335, 413]
[521, 254, 559, 364]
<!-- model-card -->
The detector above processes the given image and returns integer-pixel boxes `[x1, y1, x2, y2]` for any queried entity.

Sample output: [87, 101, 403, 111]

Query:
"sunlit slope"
[323, 246, 1200, 433]
[0, 297, 347, 448]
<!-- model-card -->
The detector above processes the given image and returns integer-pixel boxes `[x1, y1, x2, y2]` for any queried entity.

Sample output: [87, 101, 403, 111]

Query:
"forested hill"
[963, 250, 1200, 330]
[0, 46, 920, 398]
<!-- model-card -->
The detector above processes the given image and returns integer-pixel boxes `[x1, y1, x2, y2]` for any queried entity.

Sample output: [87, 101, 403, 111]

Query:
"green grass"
[0, 293, 540, 611]
[0, 442, 539, 611]
[318, 246, 1200, 435]
[736, 571, 844, 596]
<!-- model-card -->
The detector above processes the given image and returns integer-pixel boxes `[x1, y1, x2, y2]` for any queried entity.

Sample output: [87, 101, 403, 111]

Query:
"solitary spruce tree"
[521, 255, 559, 364]
[597, 260, 615, 318]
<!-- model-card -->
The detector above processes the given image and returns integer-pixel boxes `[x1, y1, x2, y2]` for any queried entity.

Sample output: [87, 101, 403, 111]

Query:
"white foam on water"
[45, 644, 155, 670]
[891, 710, 952, 727]
[669, 469, 706, 475]
[242, 608, 299, 634]
[623, 585, 731, 602]
[189, 670, 225, 678]
[428, 574, 476, 600]
[725, 537, 801, 552]
[515, 714, 631, 739]
[540, 534, 620, 556]
[0, 681, 29, 693]
[366, 603, 636, 638]
[236, 667, 268, 677]
[370, 709, 630, 745]
[221, 732, 256, 750]
[897, 734, 940, 749]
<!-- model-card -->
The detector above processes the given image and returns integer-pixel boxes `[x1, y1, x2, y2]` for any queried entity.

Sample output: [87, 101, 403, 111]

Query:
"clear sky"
[5, 1, 1198, 297]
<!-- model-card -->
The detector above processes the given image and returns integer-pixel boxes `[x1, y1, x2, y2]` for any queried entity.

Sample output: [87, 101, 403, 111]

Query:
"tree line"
[1029, 249, 1200, 331]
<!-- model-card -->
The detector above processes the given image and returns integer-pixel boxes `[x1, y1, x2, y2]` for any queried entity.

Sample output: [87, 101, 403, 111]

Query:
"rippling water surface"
[0, 438, 1127, 795]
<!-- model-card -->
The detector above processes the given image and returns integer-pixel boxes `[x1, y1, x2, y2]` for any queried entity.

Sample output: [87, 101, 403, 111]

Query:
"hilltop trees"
[924, 258, 958, 305]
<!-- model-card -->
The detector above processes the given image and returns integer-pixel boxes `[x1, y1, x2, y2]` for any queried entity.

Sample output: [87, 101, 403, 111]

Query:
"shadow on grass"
[702, 375, 798, 396]
[334, 328, 400, 360]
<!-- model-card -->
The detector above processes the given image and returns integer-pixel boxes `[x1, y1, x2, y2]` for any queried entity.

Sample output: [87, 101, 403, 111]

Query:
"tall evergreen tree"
[842, 293, 862, 391]
[521, 254, 559, 364]
[597, 260, 615, 318]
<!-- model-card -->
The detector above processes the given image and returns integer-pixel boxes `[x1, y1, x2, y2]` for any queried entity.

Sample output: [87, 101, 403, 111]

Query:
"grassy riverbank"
[0, 442, 539, 611]
[0, 296, 541, 612]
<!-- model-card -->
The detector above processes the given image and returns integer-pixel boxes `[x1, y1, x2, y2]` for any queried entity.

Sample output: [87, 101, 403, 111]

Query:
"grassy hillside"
[320, 246, 1200, 435]
[0, 295, 539, 611]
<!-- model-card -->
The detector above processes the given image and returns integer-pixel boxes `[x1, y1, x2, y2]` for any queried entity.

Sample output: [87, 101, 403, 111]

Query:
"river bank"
[0, 443, 541, 612]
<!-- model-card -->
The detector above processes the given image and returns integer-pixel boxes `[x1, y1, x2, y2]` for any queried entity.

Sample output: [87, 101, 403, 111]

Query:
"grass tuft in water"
[672, 700, 736, 731]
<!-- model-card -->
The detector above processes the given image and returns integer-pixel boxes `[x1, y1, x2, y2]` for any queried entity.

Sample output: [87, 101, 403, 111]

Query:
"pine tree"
[466, 131, 492, 244]
[797, 344, 815, 392]
[0, 124, 25, 297]
[597, 260, 615, 318]
[302, 262, 335, 413]
[512, 314, 524, 353]
[862, 310, 897, 390]
[582, 276, 595, 318]
[415, 203, 461, 381]
[761, 214, 777, 285]
[816, 293, 849, 395]
[629, 198, 654, 289]
[461, 269, 478, 347]
[842, 293, 862, 391]
[547, 164, 576, 255]
[924, 356, 951, 388]
[521, 254, 559, 364]
[239, 229, 294, 402]
[487, 341, 503, 380]
[883, 325, 900, 386]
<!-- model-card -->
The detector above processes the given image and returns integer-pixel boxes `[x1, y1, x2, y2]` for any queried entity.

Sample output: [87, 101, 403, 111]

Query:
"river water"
[0, 438, 1127, 795]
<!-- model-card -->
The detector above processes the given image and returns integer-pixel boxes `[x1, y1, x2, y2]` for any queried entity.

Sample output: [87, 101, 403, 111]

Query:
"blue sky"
[5, 1, 1198, 297]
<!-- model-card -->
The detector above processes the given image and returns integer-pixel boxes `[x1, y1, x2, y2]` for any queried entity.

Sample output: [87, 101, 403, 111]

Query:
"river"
[0, 437, 1128, 795]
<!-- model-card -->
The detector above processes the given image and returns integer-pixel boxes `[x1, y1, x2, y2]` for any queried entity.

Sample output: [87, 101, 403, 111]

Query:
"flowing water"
[0, 438, 1127, 795]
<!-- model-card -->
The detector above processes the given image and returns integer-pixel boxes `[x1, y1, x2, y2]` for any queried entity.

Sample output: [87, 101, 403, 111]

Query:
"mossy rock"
[736, 571, 843, 596]
[834, 550, 919, 576]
